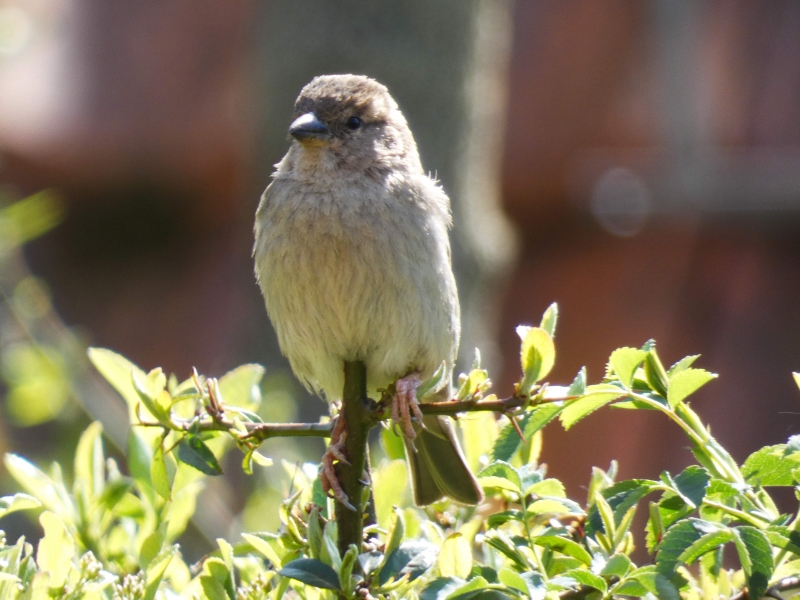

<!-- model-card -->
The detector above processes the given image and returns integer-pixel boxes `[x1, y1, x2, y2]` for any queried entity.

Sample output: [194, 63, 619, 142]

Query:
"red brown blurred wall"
[3, 0, 800, 506]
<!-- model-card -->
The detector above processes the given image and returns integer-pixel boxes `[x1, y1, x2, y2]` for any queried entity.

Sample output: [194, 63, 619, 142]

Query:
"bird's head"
[286, 74, 422, 176]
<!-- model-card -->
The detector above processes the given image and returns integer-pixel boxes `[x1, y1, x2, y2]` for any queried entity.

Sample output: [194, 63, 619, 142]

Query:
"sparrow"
[253, 74, 483, 507]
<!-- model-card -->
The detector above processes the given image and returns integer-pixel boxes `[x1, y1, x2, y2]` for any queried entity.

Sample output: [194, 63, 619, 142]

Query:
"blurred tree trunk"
[252, 0, 518, 373]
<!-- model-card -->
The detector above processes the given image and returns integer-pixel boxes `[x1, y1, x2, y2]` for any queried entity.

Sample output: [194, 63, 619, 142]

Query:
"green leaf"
[672, 466, 711, 508]
[242, 533, 283, 567]
[218, 364, 264, 411]
[418, 362, 447, 399]
[668, 355, 700, 376]
[567, 367, 587, 396]
[128, 431, 154, 500]
[143, 545, 177, 600]
[3, 454, 67, 513]
[742, 444, 800, 486]
[491, 404, 563, 462]
[518, 326, 555, 392]
[279, 558, 341, 590]
[36, 511, 74, 589]
[559, 384, 626, 430]
[765, 527, 800, 557]
[561, 569, 607, 593]
[439, 533, 472, 579]
[478, 462, 521, 494]
[586, 479, 658, 537]
[623, 568, 680, 600]
[151, 445, 174, 501]
[676, 527, 732, 566]
[539, 302, 558, 337]
[642, 342, 669, 397]
[531, 536, 592, 565]
[177, 433, 223, 476]
[656, 520, 705, 576]
[379, 540, 438, 586]
[420, 577, 465, 600]
[74, 421, 105, 500]
[732, 526, 774, 600]
[139, 523, 166, 570]
[667, 368, 716, 408]
[87, 348, 148, 417]
[609, 347, 647, 389]
[201, 556, 235, 600]
[339, 544, 359, 594]
[601, 553, 631, 578]
[526, 478, 565, 498]
[0, 493, 41, 519]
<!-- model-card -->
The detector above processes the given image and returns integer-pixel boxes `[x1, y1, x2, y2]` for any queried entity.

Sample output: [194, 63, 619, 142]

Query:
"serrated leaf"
[478, 462, 521, 494]
[526, 478, 565, 499]
[668, 355, 700, 375]
[667, 368, 717, 408]
[439, 533, 472, 579]
[177, 433, 222, 476]
[742, 444, 800, 486]
[491, 404, 563, 462]
[540, 303, 558, 337]
[279, 558, 341, 590]
[610, 347, 647, 389]
[625, 569, 680, 600]
[567, 367, 587, 395]
[518, 326, 555, 392]
[732, 526, 773, 600]
[676, 527, 732, 566]
[559, 384, 626, 430]
[656, 520, 705, 576]
[658, 467, 710, 512]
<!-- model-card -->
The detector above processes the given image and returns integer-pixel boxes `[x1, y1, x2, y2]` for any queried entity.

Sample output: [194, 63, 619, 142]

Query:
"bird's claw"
[392, 373, 424, 443]
[320, 416, 355, 511]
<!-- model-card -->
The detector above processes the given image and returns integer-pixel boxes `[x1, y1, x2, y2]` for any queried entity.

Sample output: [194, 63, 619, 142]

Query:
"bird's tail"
[404, 414, 484, 506]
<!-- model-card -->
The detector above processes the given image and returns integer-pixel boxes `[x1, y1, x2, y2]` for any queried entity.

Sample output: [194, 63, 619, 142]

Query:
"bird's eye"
[346, 116, 362, 130]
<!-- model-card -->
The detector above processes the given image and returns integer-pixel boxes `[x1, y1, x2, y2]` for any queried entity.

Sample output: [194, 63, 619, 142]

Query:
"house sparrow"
[253, 74, 483, 507]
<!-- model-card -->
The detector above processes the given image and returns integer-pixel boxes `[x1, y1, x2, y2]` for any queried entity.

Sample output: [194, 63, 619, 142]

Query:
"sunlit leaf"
[609, 347, 647, 389]
[667, 368, 717, 408]
[438, 533, 472, 579]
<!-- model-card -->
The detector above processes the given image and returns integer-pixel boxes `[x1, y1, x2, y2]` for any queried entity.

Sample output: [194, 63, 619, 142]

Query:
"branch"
[727, 577, 800, 600]
[137, 417, 332, 440]
[134, 386, 576, 440]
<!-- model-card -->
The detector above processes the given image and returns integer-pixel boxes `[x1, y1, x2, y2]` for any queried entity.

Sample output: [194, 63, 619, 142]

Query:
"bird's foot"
[391, 373, 425, 446]
[320, 415, 355, 511]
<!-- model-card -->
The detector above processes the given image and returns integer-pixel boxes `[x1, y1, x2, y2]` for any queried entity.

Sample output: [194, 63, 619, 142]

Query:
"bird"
[253, 74, 483, 508]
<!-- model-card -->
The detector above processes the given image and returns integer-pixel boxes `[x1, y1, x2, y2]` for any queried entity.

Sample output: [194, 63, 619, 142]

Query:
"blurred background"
[3, 0, 800, 558]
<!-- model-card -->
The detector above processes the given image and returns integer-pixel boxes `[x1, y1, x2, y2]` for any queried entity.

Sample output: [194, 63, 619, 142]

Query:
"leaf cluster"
[2, 304, 800, 598]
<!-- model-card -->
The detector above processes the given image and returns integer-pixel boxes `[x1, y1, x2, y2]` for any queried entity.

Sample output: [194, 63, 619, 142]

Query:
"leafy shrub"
[2, 305, 800, 599]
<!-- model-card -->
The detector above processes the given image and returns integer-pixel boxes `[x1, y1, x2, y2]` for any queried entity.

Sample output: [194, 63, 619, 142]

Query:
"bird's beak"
[289, 112, 331, 145]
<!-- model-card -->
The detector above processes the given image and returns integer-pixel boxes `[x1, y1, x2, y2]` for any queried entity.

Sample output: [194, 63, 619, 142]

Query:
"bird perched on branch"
[253, 74, 483, 507]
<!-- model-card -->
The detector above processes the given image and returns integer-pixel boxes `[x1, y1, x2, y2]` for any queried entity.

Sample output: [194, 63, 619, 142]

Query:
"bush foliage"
[2, 304, 800, 599]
